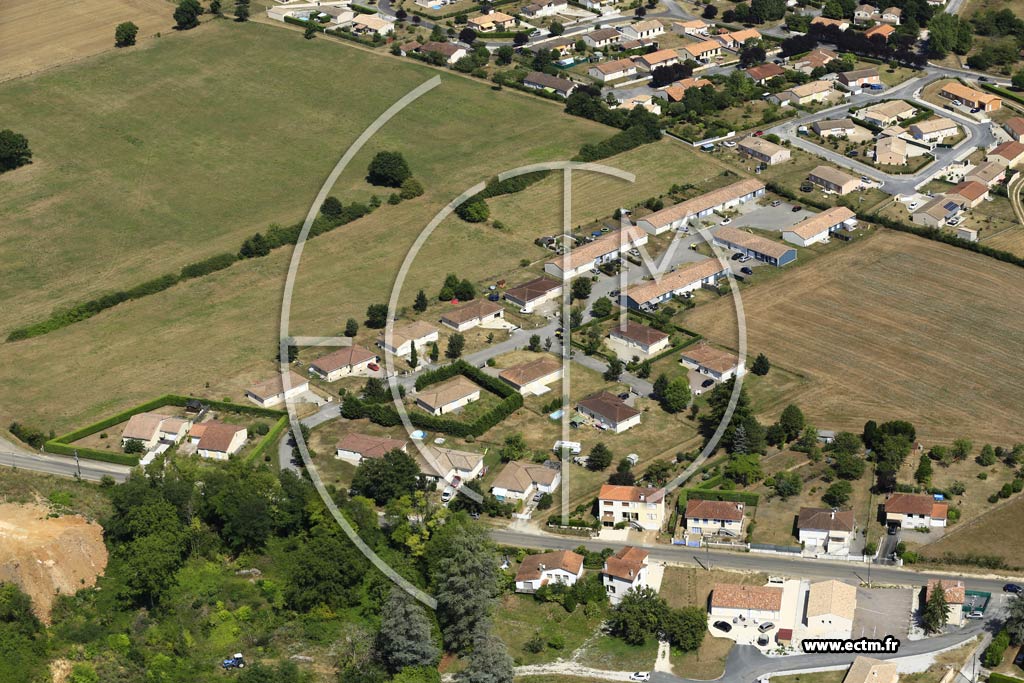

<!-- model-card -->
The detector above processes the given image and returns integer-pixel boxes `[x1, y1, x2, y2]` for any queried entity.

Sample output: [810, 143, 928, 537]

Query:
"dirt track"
[0, 503, 107, 622]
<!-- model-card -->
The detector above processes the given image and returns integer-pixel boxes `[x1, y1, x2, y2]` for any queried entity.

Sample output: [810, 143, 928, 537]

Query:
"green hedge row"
[407, 0, 518, 20]
[988, 673, 1024, 683]
[679, 488, 760, 506]
[766, 181, 837, 212]
[247, 415, 290, 463]
[46, 394, 286, 465]
[697, 474, 725, 489]
[980, 83, 1024, 107]
[345, 361, 523, 437]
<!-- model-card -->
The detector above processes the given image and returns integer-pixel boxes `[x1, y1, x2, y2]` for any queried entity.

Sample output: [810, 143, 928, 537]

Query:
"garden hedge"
[679, 488, 760, 506]
[247, 415, 290, 463]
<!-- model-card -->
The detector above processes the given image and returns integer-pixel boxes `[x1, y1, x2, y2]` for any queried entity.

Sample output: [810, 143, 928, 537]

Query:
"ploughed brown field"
[685, 229, 1024, 445]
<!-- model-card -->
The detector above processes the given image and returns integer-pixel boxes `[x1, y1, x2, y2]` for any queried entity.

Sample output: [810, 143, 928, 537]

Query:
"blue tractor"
[222, 653, 245, 670]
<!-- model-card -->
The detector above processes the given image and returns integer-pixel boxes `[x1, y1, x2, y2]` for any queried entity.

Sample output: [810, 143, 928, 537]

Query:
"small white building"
[309, 345, 378, 381]
[679, 343, 742, 381]
[439, 299, 504, 332]
[191, 421, 247, 460]
[544, 227, 647, 281]
[521, 0, 568, 17]
[684, 499, 744, 537]
[602, 546, 650, 605]
[598, 485, 666, 531]
[491, 460, 560, 502]
[607, 321, 671, 360]
[805, 580, 857, 639]
[588, 58, 636, 83]
[884, 493, 948, 528]
[515, 550, 584, 593]
[577, 391, 641, 433]
[504, 276, 562, 313]
[797, 507, 856, 554]
[782, 206, 858, 247]
[245, 371, 310, 408]
[499, 356, 563, 396]
[621, 19, 665, 41]
[379, 320, 439, 358]
[121, 412, 192, 450]
[336, 433, 408, 463]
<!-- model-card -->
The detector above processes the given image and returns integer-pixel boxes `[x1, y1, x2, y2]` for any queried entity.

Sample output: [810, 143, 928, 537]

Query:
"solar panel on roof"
[943, 201, 959, 212]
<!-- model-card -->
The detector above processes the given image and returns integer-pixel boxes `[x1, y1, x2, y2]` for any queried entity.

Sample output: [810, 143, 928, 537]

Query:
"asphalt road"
[0, 444, 130, 483]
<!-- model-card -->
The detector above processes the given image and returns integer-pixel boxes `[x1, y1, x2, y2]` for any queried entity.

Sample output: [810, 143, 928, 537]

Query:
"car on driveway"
[368, 363, 380, 372]
[713, 620, 732, 632]
[792, 205, 802, 212]
[758, 622, 775, 633]
[800, 184, 813, 192]
[1005, 583, 1023, 594]
[741, 266, 753, 275]
[721, 218, 732, 225]
[618, 392, 630, 401]
[723, 140, 737, 148]
[701, 379, 714, 388]
[771, 200, 782, 207]
[754, 130, 764, 136]
[731, 252, 743, 260]
[629, 674, 651, 682]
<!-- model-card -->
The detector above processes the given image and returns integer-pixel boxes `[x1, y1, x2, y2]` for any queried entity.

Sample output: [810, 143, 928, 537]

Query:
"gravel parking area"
[852, 587, 912, 640]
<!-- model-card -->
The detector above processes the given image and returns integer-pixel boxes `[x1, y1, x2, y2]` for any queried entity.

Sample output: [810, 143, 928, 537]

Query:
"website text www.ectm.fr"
[801, 637, 901, 654]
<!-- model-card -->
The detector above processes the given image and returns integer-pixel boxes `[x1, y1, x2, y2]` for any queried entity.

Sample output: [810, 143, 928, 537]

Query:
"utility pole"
[74, 449, 81, 480]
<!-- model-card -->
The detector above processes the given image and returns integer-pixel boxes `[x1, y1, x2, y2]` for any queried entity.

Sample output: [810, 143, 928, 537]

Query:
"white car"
[721, 218, 732, 225]
[723, 140, 737, 147]
[908, 202, 919, 210]
[628, 674, 651, 682]
[440, 488, 455, 503]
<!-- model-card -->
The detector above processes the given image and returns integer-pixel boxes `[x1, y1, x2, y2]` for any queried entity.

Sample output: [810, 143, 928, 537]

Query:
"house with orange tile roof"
[711, 583, 784, 620]
[515, 550, 585, 593]
[925, 578, 966, 626]
[684, 499, 745, 536]
[309, 344, 378, 381]
[602, 546, 651, 603]
[865, 23, 895, 41]
[598, 485, 666, 530]
[884, 492, 948, 528]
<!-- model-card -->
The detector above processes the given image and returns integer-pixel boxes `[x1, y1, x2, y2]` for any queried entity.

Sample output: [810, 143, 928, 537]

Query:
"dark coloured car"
[754, 130, 764, 137]
[713, 620, 732, 633]
[792, 205, 802, 212]
[1013, 647, 1024, 668]
[701, 379, 714, 388]
[800, 184, 813, 193]
[731, 252, 743, 260]
[741, 267, 753, 275]
[618, 392, 630, 401]
[1005, 583, 1023, 594]
[488, 293, 500, 301]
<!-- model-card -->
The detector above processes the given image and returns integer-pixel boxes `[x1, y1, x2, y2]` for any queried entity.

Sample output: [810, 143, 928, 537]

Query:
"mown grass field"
[921, 493, 1024, 569]
[684, 229, 1024, 445]
[0, 19, 607, 337]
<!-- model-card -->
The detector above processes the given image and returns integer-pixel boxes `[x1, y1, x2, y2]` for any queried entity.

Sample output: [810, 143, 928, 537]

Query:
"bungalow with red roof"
[711, 583, 784, 621]
[745, 63, 785, 85]
[598, 485, 666, 530]
[577, 391, 642, 433]
[439, 299, 504, 331]
[515, 550, 585, 593]
[987, 141, 1024, 169]
[309, 345, 378, 381]
[191, 421, 247, 460]
[884, 492, 947, 528]
[607, 321, 671, 360]
[336, 433, 408, 463]
[685, 499, 745, 537]
[925, 579, 966, 626]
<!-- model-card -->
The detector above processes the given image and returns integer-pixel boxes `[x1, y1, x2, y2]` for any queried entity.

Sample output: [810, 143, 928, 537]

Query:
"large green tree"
[114, 21, 139, 47]
[922, 582, 949, 633]
[608, 586, 667, 645]
[352, 449, 422, 505]
[1004, 594, 1024, 645]
[378, 586, 440, 673]
[173, 0, 202, 29]
[367, 151, 412, 187]
[0, 130, 32, 172]
[0, 583, 48, 683]
[455, 624, 514, 683]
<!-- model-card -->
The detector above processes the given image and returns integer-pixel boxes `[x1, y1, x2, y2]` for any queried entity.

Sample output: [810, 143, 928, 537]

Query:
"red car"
[753, 130, 765, 137]
[368, 363, 380, 372]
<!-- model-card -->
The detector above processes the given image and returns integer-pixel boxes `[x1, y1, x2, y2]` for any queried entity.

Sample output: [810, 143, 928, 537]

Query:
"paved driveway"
[852, 587, 913, 640]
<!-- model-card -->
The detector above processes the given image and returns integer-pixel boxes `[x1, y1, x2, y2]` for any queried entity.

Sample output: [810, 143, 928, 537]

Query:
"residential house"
[738, 136, 791, 165]
[598, 485, 666, 531]
[884, 492, 948, 528]
[662, 77, 713, 101]
[623, 258, 728, 309]
[491, 460, 560, 501]
[808, 165, 860, 195]
[912, 195, 962, 228]
[792, 48, 838, 74]
[504, 276, 562, 312]
[602, 546, 650, 604]
[797, 507, 856, 554]
[1003, 116, 1024, 142]
[879, 6, 902, 23]
[523, 71, 577, 98]
[620, 37, 658, 51]
[588, 57, 637, 82]
[309, 345, 378, 381]
[987, 141, 1024, 168]
[865, 23, 896, 41]
[681, 39, 723, 62]
[121, 412, 192, 449]
[636, 179, 766, 234]
[351, 14, 394, 35]
[499, 357, 563, 396]
[965, 159, 1006, 187]
[637, 48, 680, 71]
[621, 19, 665, 41]
[439, 299, 504, 331]
[854, 4, 900, 23]
[577, 391, 642, 433]
[336, 433, 408, 463]
[468, 10, 515, 32]
[814, 118, 857, 137]
[715, 28, 762, 50]
[875, 135, 908, 165]
[684, 499, 744, 537]
[925, 579, 966, 627]
[745, 63, 785, 84]
[909, 117, 958, 142]
[582, 28, 622, 49]
[191, 421, 247, 460]
[710, 584, 784, 621]
[811, 16, 850, 30]
[398, 40, 422, 56]
[245, 371, 310, 408]
[607, 321, 670, 360]
[578, 0, 615, 10]
[713, 226, 798, 266]
[544, 226, 648, 280]
[939, 82, 1001, 111]
[617, 94, 662, 115]
[854, 4, 877, 21]
[679, 342, 742, 381]
[857, 100, 916, 126]
[674, 19, 709, 36]
[838, 67, 880, 88]
[378, 320, 439, 358]
[415, 375, 481, 415]
[782, 206, 858, 246]
[520, 0, 568, 17]
[948, 180, 989, 208]
[416, 445, 485, 484]
[844, 658, 898, 683]
[515, 550, 585, 593]
[420, 41, 466, 65]
[806, 580, 858, 638]
[771, 80, 834, 106]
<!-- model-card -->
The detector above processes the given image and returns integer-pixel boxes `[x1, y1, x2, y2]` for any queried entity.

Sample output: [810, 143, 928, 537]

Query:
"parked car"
[723, 140, 737, 147]
[846, 150, 859, 157]
[978, 76, 989, 82]
[532, 491, 544, 502]
[488, 293, 499, 301]
[368, 363, 380, 372]
[952, 99, 963, 107]
[628, 674, 651, 682]
[758, 635, 770, 646]
[770, 200, 782, 207]
[731, 252, 743, 261]
[701, 379, 714, 388]
[792, 205, 802, 212]
[721, 218, 732, 225]
[970, 107, 981, 113]
[800, 184, 813, 193]
[1004, 583, 1023, 594]
[966, 611, 984, 619]
[947, 217, 961, 226]
[754, 130, 764, 136]
[1013, 647, 1024, 668]
[738, 255, 752, 262]
[758, 622, 775, 633]
[713, 621, 732, 633]
[741, 266, 753, 275]
[441, 488, 455, 503]
[887, 524, 899, 535]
